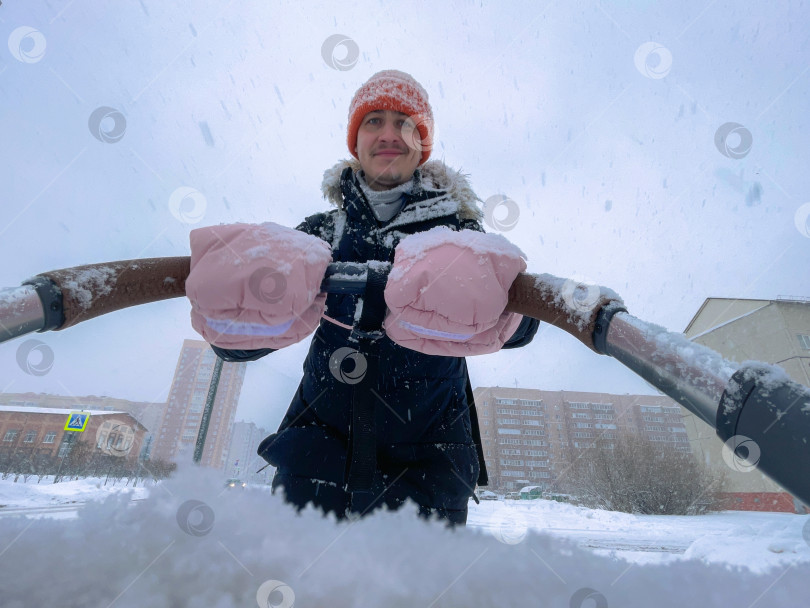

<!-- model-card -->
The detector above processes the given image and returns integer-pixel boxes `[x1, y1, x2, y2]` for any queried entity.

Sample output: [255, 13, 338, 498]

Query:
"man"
[186, 70, 539, 526]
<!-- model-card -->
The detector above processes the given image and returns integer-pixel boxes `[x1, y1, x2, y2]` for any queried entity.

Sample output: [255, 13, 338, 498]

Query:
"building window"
[525, 450, 547, 456]
[43, 432, 56, 444]
[3, 430, 19, 442]
[23, 431, 36, 443]
[798, 334, 810, 350]
[57, 435, 76, 457]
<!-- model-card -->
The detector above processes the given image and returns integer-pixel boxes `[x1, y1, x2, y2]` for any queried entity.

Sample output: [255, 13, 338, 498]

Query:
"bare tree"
[567, 430, 725, 514]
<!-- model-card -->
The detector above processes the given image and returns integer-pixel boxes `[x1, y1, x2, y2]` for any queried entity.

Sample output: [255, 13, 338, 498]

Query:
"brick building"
[151, 340, 247, 468]
[0, 406, 147, 470]
[473, 387, 689, 493]
[0, 392, 164, 459]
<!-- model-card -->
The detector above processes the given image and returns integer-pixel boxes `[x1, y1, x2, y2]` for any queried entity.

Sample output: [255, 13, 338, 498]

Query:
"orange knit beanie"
[347, 70, 434, 165]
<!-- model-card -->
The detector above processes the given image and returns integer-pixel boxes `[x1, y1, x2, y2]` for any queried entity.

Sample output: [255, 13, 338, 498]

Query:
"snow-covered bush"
[565, 431, 725, 514]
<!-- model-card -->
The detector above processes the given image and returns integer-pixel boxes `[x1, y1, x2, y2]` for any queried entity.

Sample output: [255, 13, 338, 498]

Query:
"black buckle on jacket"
[347, 260, 390, 344]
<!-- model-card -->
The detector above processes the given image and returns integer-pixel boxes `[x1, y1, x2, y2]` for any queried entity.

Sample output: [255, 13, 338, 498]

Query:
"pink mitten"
[383, 227, 526, 356]
[186, 222, 332, 349]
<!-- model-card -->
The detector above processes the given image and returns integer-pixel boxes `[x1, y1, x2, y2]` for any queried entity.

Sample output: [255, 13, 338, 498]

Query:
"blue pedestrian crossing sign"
[64, 412, 90, 432]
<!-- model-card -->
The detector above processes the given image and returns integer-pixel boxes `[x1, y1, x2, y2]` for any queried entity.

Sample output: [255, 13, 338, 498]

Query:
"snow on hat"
[347, 69, 434, 165]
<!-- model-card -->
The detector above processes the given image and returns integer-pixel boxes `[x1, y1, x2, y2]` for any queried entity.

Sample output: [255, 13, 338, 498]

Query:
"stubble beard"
[367, 158, 407, 191]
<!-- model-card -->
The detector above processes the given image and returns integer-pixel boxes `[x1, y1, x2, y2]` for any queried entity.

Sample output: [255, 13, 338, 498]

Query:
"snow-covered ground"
[1, 466, 808, 607]
[469, 497, 810, 571]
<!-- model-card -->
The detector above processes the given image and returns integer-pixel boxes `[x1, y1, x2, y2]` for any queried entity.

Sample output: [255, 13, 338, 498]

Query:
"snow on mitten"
[186, 222, 332, 350]
[383, 227, 526, 356]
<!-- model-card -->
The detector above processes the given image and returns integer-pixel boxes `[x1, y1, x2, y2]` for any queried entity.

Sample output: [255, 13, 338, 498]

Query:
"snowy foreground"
[1, 466, 809, 607]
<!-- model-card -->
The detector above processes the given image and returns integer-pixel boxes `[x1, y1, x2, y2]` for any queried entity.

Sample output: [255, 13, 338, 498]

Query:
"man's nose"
[379, 120, 402, 142]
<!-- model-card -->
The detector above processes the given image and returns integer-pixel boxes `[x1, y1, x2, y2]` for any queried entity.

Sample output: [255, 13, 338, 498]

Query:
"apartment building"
[473, 387, 688, 493]
[224, 420, 274, 485]
[151, 340, 247, 468]
[682, 296, 810, 512]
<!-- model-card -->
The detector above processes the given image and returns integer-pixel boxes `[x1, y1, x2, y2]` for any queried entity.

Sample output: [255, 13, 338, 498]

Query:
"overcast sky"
[1, 0, 808, 432]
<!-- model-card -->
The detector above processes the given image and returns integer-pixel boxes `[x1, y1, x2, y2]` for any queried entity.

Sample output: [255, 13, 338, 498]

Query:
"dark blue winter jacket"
[213, 160, 538, 525]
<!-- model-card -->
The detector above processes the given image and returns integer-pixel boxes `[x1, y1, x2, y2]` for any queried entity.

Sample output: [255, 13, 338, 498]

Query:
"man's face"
[354, 110, 422, 191]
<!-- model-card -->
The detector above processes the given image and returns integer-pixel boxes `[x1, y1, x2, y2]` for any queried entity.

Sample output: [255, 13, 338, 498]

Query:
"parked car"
[519, 485, 544, 500]
[505, 492, 520, 500]
[545, 493, 572, 503]
[225, 478, 246, 488]
[477, 490, 499, 501]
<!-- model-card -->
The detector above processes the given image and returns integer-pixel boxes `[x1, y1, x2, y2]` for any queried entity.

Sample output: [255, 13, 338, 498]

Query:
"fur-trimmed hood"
[320, 158, 484, 222]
